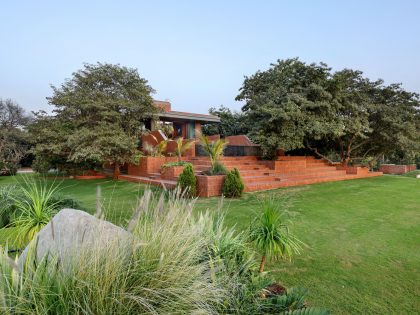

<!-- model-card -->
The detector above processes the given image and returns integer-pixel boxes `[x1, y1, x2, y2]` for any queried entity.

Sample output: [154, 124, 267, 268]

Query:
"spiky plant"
[142, 140, 167, 157]
[198, 133, 228, 173]
[9, 177, 62, 243]
[249, 201, 303, 273]
[175, 137, 194, 162]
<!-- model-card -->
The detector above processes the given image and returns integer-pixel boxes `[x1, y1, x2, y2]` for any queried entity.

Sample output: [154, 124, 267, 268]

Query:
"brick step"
[242, 175, 280, 183]
[279, 170, 348, 181]
[245, 181, 284, 192]
[275, 167, 342, 174]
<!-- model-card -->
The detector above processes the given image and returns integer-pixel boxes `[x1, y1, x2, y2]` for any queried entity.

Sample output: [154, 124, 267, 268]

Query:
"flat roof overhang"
[158, 111, 221, 124]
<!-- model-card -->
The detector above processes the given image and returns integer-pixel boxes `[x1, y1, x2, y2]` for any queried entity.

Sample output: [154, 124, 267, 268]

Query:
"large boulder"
[18, 208, 134, 271]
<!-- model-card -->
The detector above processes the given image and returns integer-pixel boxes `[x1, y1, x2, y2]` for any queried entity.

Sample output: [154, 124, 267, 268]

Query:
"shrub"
[177, 164, 197, 197]
[223, 168, 244, 198]
[0, 185, 17, 228]
[161, 161, 191, 169]
[205, 161, 228, 176]
[31, 156, 52, 174]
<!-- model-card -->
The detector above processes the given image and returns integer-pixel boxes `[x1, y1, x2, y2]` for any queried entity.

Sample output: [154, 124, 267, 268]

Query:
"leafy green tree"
[236, 58, 337, 159]
[237, 58, 420, 164]
[249, 201, 303, 273]
[202, 105, 249, 137]
[0, 99, 31, 175]
[39, 63, 158, 178]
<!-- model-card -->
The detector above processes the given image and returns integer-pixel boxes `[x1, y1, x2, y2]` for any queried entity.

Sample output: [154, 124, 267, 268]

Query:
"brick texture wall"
[196, 175, 225, 197]
[379, 164, 417, 174]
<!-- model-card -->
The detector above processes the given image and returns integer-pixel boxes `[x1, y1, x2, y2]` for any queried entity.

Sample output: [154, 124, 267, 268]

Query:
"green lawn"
[1, 174, 419, 314]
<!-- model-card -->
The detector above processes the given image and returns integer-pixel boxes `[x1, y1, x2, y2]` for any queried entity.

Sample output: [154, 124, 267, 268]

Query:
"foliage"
[161, 161, 191, 169]
[31, 155, 52, 174]
[202, 105, 249, 137]
[174, 137, 194, 162]
[31, 63, 158, 178]
[205, 161, 228, 176]
[198, 133, 228, 175]
[0, 189, 327, 314]
[223, 168, 245, 198]
[0, 99, 31, 175]
[249, 200, 303, 273]
[237, 58, 420, 161]
[177, 164, 197, 197]
[0, 185, 16, 228]
[142, 139, 167, 157]
[7, 178, 62, 242]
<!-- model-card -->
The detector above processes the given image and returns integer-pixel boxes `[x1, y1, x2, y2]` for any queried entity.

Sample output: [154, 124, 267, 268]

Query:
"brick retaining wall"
[379, 164, 417, 175]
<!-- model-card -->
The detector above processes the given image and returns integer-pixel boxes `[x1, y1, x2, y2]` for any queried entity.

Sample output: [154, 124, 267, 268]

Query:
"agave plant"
[249, 201, 303, 273]
[174, 137, 194, 162]
[198, 133, 228, 174]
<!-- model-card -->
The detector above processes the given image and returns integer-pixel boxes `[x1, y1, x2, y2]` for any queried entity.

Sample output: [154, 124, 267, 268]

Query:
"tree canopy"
[237, 58, 420, 163]
[202, 105, 249, 137]
[0, 99, 31, 175]
[32, 63, 158, 177]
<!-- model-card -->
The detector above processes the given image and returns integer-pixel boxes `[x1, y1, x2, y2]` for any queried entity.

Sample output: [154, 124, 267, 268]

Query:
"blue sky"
[1, 0, 419, 114]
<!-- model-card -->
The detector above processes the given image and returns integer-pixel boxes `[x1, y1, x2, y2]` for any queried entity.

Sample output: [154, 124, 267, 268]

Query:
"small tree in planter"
[175, 137, 194, 163]
[223, 168, 244, 198]
[249, 201, 303, 273]
[198, 133, 228, 175]
[177, 164, 197, 198]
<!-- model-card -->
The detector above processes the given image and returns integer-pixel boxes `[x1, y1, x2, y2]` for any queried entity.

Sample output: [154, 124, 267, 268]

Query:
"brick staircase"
[119, 156, 382, 193]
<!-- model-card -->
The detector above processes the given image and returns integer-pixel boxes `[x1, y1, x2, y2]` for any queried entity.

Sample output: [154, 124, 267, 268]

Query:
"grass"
[0, 174, 419, 313]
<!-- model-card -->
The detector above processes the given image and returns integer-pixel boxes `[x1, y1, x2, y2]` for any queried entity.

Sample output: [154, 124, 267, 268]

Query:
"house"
[147, 100, 220, 139]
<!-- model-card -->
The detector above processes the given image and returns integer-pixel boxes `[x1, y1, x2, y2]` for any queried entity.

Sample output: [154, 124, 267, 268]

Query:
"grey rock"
[18, 208, 134, 271]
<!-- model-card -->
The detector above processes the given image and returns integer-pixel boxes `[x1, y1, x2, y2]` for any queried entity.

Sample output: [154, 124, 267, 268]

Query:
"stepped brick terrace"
[119, 155, 382, 197]
[114, 100, 383, 197]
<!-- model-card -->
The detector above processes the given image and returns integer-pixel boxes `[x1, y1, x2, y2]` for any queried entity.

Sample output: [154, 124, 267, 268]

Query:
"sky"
[1, 0, 419, 114]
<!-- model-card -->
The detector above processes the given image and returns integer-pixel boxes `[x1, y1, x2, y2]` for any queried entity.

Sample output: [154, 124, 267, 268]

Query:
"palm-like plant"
[198, 133, 228, 171]
[174, 137, 194, 162]
[249, 201, 303, 273]
[142, 139, 167, 157]
[10, 177, 61, 243]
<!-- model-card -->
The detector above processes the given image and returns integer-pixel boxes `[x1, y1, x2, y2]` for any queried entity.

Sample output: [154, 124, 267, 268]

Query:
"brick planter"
[379, 164, 417, 175]
[161, 165, 185, 180]
[196, 175, 225, 197]
[128, 156, 177, 176]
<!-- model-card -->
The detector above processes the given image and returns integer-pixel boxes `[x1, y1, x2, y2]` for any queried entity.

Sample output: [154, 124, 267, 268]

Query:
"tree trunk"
[113, 162, 120, 180]
[259, 255, 266, 273]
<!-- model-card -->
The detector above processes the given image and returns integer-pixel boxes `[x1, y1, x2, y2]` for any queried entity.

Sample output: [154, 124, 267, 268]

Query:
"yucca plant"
[8, 177, 62, 243]
[198, 133, 228, 175]
[175, 137, 194, 162]
[249, 201, 303, 273]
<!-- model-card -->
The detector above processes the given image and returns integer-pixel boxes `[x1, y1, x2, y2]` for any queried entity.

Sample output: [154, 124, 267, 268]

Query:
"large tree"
[237, 58, 420, 164]
[0, 99, 31, 175]
[37, 63, 158, 178]
[236, 58, 339, 159]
